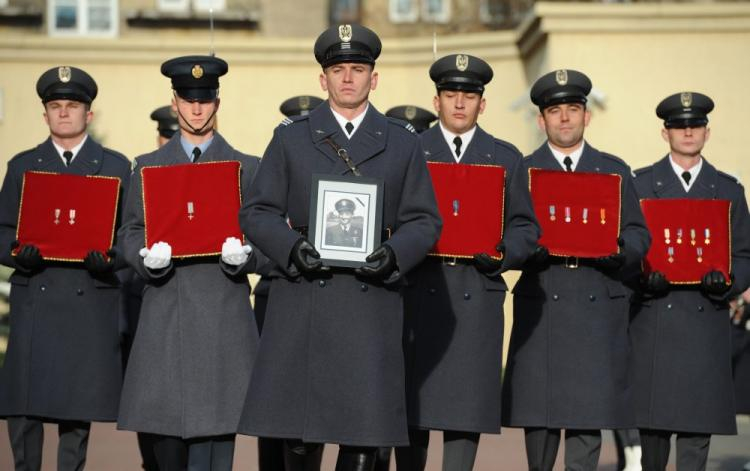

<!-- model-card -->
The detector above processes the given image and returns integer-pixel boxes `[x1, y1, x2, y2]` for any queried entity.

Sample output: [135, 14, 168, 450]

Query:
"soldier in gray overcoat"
[630, 92, 750, 470]
[396, 54, 539, 471]
[116, 55, 263, 471]
[0, 66, 131, 471]
[237, 24, 441, 471]
[501, 69, 651, 471]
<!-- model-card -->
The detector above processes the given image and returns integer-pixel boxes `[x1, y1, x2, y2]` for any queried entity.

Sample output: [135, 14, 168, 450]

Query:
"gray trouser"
[639, 428, 710, 471]
[523, 428, 602, 471]
[394, 428, 480, 471]
[7, 416, 90, 471]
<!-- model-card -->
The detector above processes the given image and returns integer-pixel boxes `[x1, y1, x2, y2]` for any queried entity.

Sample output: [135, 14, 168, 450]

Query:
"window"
[193, 0, 226, 12]
[0, 0, 8, 8]
[421, 0, 450, 23]
[158, 0, 226, 13]
[329, 0, 360, 24]
[389, 0, 418, 23]
[49, 0, 118, 36]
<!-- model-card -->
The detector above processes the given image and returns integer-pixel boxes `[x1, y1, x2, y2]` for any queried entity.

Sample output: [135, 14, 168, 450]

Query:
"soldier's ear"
[319, 72, 328, 92]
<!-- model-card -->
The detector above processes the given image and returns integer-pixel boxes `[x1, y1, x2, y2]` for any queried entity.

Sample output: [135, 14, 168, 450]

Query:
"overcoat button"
[360, 284, 368, 292]
[76, 289, 84, 296]
[429, 288, 436, 294]
[667, 304, 672, 309]
[40, 285, 46, 292]
[552, 294, 559, 301]
[463, 293, 471, 300]
[319, 280, 326, 287]
[589, 295, 596, 301]
[698, 305, 704, 312]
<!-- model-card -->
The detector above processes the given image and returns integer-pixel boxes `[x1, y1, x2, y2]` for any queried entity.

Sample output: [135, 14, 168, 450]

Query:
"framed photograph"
[309, 174, 384, 268]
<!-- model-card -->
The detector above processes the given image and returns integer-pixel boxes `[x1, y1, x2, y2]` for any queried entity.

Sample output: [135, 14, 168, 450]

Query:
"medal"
[453, 199, 459, 217]
[582, 208, 589, 224]
[667, 246, 674, 263]
[187, 201, 195, 220]
[704, 228, 710, 245]
[68, 209, 76, 225]
[664, 228, 671, 245]
[690, 228, 696, 246]
[676, 228, 683, 244]
[600, 208, 606, 225]
[54, 208, 61, 225]
[565, 206, 571, 223]
[696, 246, 703, 263]
[549, 205, 556, 221]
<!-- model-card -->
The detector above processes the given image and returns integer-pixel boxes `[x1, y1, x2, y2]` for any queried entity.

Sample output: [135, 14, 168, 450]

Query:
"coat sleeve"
[117, 159, 174, 280]
[617, 167, 651, 276]
[109, 159, 132, 272]
[498, 152, 540, 272]
[383, 138, 442, 279]
[240, 128, 304, 277]
[0, 162, 23, 270]
[727, 184, 750, 298]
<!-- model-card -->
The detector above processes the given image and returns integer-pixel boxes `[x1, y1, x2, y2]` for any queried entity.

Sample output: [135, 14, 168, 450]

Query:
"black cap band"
[664, 117, 709, 129]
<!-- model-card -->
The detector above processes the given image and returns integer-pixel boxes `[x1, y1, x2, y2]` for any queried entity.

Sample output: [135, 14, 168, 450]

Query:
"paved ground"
[1, 419, 748, 470]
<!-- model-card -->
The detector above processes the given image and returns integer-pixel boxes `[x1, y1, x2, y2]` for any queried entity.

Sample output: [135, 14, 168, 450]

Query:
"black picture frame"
[308, 173, 384, 268]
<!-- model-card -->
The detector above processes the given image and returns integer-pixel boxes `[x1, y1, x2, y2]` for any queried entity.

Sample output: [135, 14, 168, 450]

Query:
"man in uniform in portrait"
[501, 69, 651, 471]
[237, 23, 441, 471]
[396, 53, 539, 471]
[0, 66, 132, 471]
[325, 198, 363, 248]
[630, 92, 750, 471]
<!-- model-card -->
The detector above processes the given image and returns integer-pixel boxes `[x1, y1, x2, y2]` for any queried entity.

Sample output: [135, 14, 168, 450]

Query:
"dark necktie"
[345, 122, 354, 135]
[63, 150, 73, 166]
[453, 136, 463, 159]
[563, 156, 573, 172]
[681, 171, 691, 185]
[192, 147, 201, 162]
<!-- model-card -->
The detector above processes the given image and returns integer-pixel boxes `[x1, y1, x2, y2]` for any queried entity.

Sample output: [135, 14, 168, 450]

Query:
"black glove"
[84, 250, 115, 275]
[290, 238, 328, 273]
[355, 244, 396, 279]
[592, 237, 626, 271]
[701, 270, 731, 297]
[473, 253, 504, 273]
[642, 271, 670, 296]
[14, 243, 43, 271]
[524, 245, 549, 271]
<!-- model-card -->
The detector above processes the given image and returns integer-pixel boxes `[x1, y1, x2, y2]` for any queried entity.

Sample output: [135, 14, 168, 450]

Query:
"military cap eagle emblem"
[680, 92, 693, 108]
[58, 66, 72, 83]
[299, 96, 311, 110]
[339, 24, 353, 42]
[555, 69, 568, 85]
[405, 106, 417, 120]
[191, 64, 204, 79]
[456, 54, 469, 72]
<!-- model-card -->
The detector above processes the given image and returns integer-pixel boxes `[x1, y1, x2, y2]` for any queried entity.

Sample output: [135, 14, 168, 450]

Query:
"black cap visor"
[174, 87, 219, 102]
[436, 76, 485, 94]
[321, 43, 375, 68]
[42, 84, 93, 104]
[664, 116, 709, 129]
[538, 90, 587, 110]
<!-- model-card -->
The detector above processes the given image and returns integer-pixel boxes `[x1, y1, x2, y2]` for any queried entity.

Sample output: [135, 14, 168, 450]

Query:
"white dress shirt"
[51, 135, 88, 166]
[331, 104, 369, 139]
[547, 141, 585, 172]
[669, 154, 703, 192]
[439, 122, 477, 163]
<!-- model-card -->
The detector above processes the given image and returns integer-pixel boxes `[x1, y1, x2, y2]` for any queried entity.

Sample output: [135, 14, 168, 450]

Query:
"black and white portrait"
[324, 197, 366, 248]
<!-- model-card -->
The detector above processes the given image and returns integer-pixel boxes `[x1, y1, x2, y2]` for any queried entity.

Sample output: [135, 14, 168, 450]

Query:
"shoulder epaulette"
[386, 117, 416, 134]
[600, 152, 628, 168]
[9, 147, 36, 163]
[633, 166, 652, 178]
[717, 169, 741, 185]
[103, 147, 129, 164]
[493, 138, 522, 156]
[278, 114, 308, 127]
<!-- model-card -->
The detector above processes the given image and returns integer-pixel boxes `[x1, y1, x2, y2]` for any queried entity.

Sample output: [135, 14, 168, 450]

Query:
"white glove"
[221, 237, 252, 266]
[139, 241, 172, 270]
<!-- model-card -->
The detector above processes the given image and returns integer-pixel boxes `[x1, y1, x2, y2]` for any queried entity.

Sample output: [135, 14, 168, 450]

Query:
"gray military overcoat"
[237, 103, 441, 447]
[630, 156, 750, 434]
[502, 142, 651, 430]
[0, 137, 131, 421]
[403, 124, 539, 433]
[116, 133, 262, 439]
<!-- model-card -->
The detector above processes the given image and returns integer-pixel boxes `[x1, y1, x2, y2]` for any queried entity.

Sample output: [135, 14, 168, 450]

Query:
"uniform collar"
[547, 140, 585, 171]
[438, 122, 477, 163]
[180, 134, 215, 161]
[668, 154, 702, 192]
[330, 104, 369, 139]
[51, 134, 88, 165]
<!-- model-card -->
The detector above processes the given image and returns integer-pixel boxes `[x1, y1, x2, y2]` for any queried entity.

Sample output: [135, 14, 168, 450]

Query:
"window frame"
[421, 0, 451, 24]
[389, 0, 418, 23]
[48, 0, 119, 37]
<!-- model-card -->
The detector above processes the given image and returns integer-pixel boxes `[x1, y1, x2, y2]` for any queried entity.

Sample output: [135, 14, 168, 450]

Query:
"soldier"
[630, 92, 750, 471]
[150, 105, 180, 147]
[0, 66, 131, 471]
[325, 198, 363, 248]
[501, 69, 651, 470]
[237, 24, 442, 471]
[395, 54, 539, 471]
[116, 55, 264, 471]
[385, 105, 437, 133]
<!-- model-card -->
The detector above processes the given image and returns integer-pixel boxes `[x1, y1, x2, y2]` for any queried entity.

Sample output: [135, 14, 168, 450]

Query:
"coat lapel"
[67, 137, 104, 176]
[308, 104, 347, 167]
[530, 143, 563, 171]
[420, 125, 453, 163]
[346, 104, 387, 169]
[161, 134, 192, 165]
[200, 132, 233, 162]
[651, 155, 685, 198]
[32, 138, 67, 172]
[460, 125, 495, 165]
[689, 158, 719, 199]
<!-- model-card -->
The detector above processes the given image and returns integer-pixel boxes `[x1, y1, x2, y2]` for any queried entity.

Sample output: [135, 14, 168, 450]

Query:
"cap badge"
[555, 69, 568, 86]
[299, 96, 311, 110]
[680, 92, 693, 108]
[192, 64, 204, 79]
[405, 106, 417, 120]
[58, 66, 72, 83]
[456, 54, 469, 72]
[339, 24, 353, 42]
